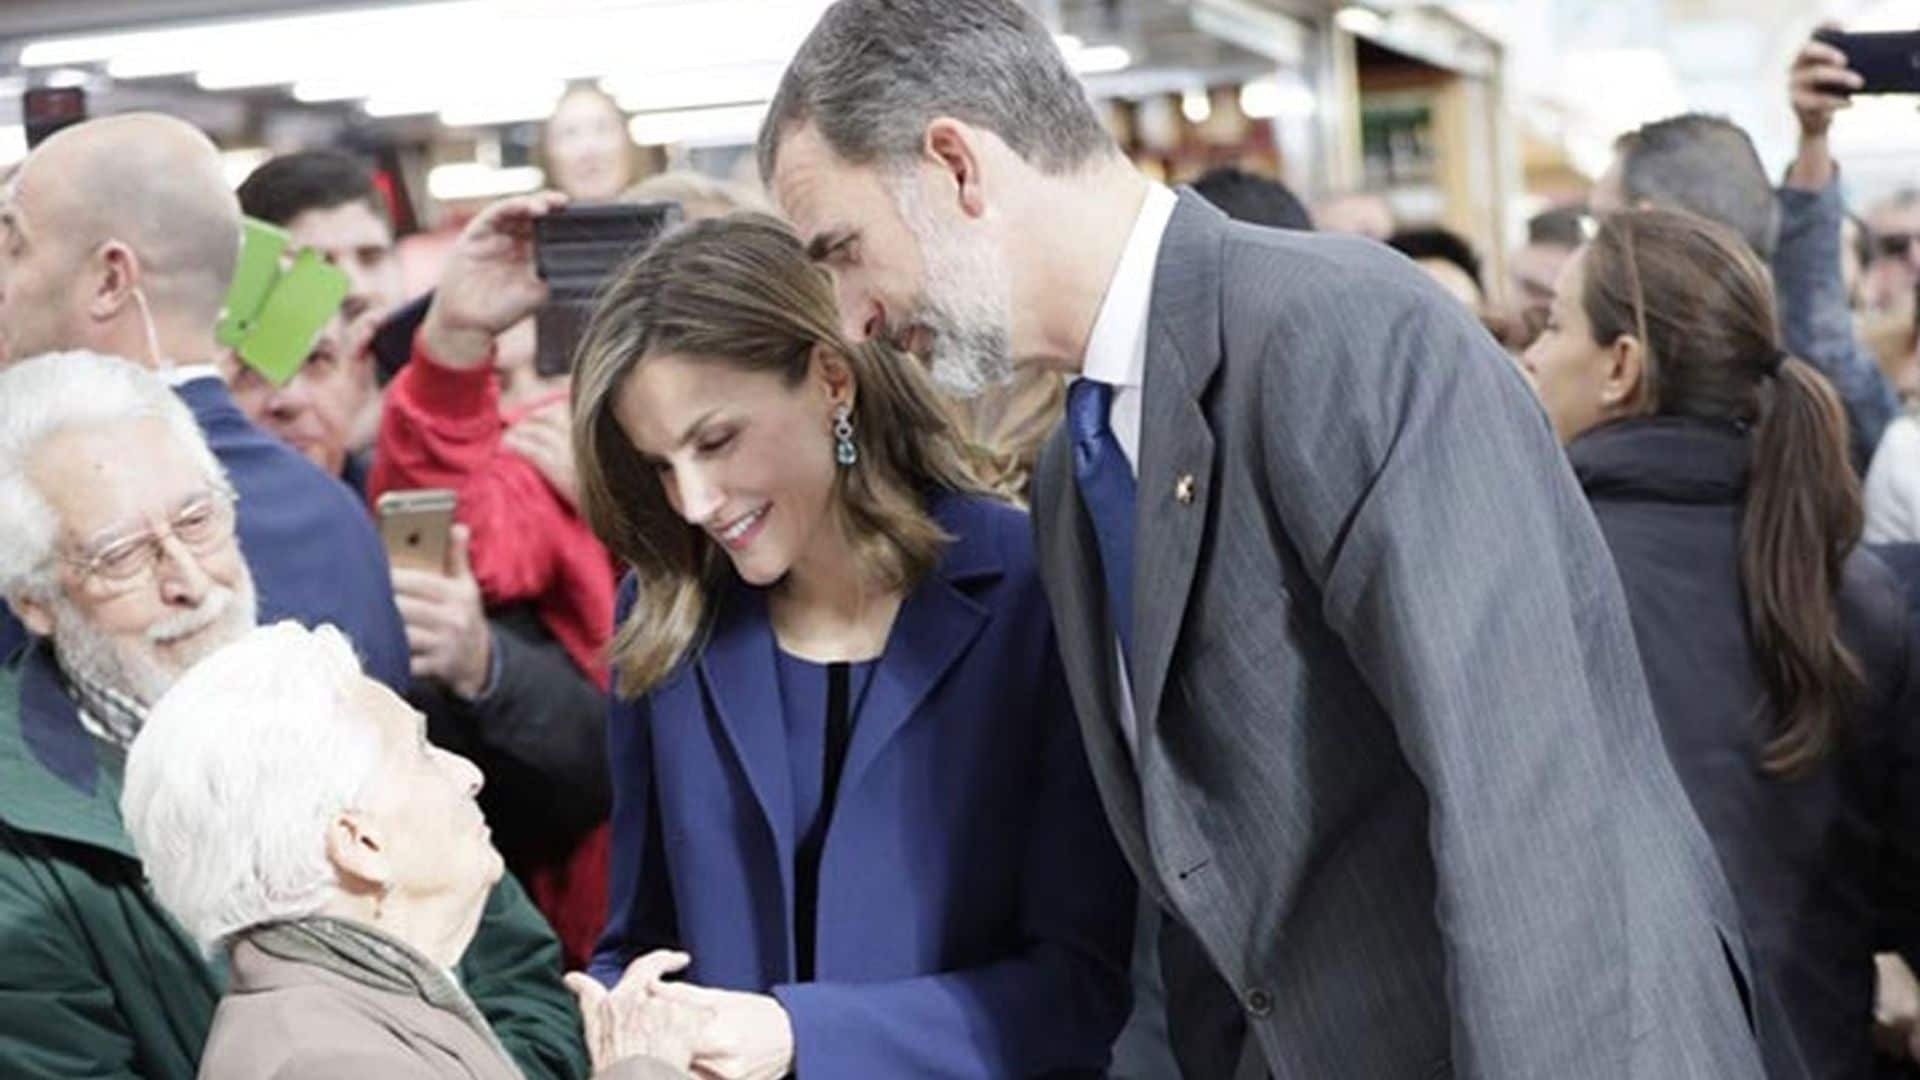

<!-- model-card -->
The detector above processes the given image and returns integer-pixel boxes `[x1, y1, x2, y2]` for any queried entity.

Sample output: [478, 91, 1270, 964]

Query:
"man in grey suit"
[759, 2, 1774, 1076]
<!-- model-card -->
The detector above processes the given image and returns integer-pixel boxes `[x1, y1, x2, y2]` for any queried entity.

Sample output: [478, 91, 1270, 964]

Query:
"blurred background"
[0, 0, 1910, 301]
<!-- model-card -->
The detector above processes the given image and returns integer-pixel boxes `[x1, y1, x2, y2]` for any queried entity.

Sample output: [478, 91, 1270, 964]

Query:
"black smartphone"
[531, 202, 681, 377]
[1813, 29, 1920, 95]
[23, 87, 86, 148]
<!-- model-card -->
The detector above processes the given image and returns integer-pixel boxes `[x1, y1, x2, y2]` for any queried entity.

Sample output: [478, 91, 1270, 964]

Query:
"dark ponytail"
[1583, 209, 1864, 777]
[1741, 356, 1864, 777]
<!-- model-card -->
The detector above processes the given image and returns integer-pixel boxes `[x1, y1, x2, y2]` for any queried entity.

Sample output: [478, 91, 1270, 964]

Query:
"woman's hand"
[648, 982, 794, 1080]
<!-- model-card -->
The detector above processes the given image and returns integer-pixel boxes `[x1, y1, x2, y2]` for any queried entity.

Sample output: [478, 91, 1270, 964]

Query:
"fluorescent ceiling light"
[1239, 78, 1315, 120]
[1181, 88, 1212, 124]
[1072, 45, 1133, 75]
[1334, 6, 1386, 36]
[628, 103, 768, 147]
[428, 162, 544, 201]
[602, 64, 783, 114]
[0, 125, 27, 169]
[442, 89, 570, 128]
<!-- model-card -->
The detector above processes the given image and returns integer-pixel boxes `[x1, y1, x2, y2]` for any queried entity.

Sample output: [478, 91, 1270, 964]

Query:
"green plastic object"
[215, 218, 288, 348]
[214, 216, 349, 386]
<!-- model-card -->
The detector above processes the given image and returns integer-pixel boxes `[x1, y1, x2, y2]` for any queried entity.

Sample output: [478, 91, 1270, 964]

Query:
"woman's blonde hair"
[572, 213, 991, 693]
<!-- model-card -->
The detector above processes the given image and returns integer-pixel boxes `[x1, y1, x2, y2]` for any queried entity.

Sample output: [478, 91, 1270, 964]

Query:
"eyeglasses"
[1877, 231, 1920, 260]
[60, 489, 238, 591]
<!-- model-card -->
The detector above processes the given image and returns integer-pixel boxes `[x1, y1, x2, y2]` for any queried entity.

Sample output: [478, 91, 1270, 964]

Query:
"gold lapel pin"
[1174, 474, 1196, 505]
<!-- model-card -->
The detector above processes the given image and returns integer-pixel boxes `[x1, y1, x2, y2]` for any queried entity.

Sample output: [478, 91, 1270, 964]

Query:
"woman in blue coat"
[569, 214, 1134, 1078]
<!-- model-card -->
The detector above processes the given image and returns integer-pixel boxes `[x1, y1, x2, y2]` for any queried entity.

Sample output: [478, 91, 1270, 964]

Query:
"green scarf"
[245, 916, 514, 1068]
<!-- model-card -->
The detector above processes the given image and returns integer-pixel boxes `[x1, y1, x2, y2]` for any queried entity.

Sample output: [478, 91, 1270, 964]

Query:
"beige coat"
[198, 938, 686, 1080]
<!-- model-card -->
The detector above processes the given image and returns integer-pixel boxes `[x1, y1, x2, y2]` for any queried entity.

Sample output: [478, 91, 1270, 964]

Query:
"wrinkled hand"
[1791, 30, 1860, 139]
[504, 402, 580, 511]
[566, 952, 706, 1076]
[391, 524, 492, 699]
[421, 191, 568, 367]
[649, 982, 794, 1080]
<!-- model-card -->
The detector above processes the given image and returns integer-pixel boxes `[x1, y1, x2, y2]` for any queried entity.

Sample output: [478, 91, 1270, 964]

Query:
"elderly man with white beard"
[0, 351, 588, 1080]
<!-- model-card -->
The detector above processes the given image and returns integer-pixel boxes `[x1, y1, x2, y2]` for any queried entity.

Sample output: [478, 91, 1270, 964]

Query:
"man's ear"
[85, 241, 142, 322]
[6, 592, 52, 638]
[323, 810, 392, 897]
[924, 118, 987, 220]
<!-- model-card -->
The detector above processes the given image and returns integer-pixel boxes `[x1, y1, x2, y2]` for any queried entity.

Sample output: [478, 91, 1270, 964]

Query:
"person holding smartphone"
[367, 192, 619, 967]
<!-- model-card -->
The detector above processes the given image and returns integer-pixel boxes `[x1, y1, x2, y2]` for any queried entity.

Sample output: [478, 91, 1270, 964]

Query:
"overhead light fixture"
[1181, 88, 1212, 124]
[428, 162, 544, 201]
[1239, 78, 1316, 120]
[1071, 45, 1133, 75]
[0, 125, 27, 169]
[441, 88, 569, 128]
[602, 64, 783, 114]
[1334, 6, 1386, 37]
[44, 68, 92, 90]
[628, 103, 768, 148]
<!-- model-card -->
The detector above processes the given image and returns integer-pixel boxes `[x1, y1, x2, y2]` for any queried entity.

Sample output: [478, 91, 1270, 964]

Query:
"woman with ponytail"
[1524, 206, 1920, 1077]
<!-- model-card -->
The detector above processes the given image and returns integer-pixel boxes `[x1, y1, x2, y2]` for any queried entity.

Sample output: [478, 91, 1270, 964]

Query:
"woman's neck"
[320, 890, 484, 970]
[768, 519, 904, 663]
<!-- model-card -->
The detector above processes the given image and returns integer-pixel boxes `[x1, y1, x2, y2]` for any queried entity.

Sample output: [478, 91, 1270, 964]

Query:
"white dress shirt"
[1075, 181, 1178, 755]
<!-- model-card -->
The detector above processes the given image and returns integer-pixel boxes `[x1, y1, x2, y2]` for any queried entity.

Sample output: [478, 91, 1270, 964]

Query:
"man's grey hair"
[121, 621, 382, 951]
[1615, 113, 1780, 261]
[757, 0, 1115, 181]
[0, 351, 226, 602]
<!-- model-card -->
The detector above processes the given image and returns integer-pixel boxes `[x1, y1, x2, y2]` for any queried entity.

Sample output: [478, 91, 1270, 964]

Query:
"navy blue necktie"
[1067, 378, 1136, 666]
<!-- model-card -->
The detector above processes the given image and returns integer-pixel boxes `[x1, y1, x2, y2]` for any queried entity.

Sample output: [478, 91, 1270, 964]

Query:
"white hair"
[120, 621, 383, 952]
[0, 350, 226, 601]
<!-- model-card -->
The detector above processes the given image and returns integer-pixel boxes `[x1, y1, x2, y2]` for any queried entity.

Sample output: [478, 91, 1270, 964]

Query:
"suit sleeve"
[368, 337, 561, 605]
[589, 579, 681, 987]
[455, 873, 591, 1080]
[0, 843, 144, 1079]
[1258, 272, 1639, 1075]
[770, 637, 1135, 1077]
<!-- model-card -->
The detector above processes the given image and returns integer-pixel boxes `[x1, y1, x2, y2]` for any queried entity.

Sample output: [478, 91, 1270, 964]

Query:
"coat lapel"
[838, 497, 993, 796]
[1132, 192, 1226, 747]
[1032, 429, 1160, 900]
[695, 588, 795, 893]
[0, 641, 141, 862]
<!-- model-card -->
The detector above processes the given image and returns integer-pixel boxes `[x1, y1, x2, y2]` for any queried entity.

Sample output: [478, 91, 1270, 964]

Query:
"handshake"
[565, 951, 795, 1080]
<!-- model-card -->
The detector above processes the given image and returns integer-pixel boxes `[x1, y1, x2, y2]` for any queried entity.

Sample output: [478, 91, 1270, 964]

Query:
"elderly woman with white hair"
[120, 620, 703, 1079]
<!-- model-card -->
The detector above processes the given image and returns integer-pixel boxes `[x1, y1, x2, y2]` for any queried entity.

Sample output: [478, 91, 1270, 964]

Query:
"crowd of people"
[0, 1, 1916, 1077]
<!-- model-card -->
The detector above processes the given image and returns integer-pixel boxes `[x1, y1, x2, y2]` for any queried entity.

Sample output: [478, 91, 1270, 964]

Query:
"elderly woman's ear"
[324, 813, 394, 896]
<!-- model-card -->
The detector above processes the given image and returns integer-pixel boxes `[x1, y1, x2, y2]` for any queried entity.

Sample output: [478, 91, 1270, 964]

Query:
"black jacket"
[410, 603, 610, 881]
[1573, 418, 1920, 1080]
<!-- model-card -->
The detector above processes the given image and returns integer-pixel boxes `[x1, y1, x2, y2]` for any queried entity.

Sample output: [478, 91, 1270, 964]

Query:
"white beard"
[51, 575, 258, 707]
[888, 176, 1017, 399]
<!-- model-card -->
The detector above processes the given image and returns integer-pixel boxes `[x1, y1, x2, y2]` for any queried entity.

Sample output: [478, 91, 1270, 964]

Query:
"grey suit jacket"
[1031, 192, 1771, 1079]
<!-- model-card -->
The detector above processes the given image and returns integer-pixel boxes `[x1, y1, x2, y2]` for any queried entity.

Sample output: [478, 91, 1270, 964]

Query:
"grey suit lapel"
[1132, 192, 1225, 745]
[1033, 427, 1160, 902]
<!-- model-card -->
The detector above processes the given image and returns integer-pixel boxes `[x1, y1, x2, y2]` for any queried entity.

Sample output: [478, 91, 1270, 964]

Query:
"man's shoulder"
[1209, 223, 1444, 328]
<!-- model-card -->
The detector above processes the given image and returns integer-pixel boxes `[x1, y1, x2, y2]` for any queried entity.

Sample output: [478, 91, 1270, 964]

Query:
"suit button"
[1245, 987, 1273, 1017]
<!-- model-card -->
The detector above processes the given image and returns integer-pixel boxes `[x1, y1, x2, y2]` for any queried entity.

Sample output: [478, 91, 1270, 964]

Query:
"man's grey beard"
[50, 577, 258, 707]
[888, 176, 1017, 399]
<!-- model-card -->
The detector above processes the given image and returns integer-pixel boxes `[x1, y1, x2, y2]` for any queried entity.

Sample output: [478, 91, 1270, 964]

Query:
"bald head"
[16, 114, 239, 332]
